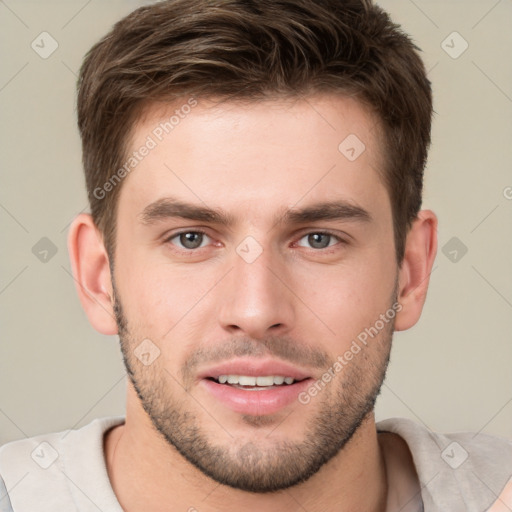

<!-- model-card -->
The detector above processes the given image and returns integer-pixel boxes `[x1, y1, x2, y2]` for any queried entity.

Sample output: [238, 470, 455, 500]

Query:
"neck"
[104, 389, 387, 512]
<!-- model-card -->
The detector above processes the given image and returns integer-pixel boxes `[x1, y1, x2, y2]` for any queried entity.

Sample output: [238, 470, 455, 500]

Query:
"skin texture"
[68, 94, 437, 511]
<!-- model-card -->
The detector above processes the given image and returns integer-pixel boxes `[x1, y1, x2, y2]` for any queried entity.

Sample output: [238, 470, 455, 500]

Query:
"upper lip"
[197, 358, 312, 381]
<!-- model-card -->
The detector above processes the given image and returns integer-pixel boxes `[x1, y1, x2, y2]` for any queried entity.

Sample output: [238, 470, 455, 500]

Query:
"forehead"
[118, 94, 389, 222]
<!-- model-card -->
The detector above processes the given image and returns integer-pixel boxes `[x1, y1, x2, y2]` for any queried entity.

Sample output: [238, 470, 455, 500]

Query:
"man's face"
[112, 95, 399, 492]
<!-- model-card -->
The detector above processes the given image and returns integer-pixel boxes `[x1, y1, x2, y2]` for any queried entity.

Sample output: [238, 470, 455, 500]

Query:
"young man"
[0, 1, 510, 510]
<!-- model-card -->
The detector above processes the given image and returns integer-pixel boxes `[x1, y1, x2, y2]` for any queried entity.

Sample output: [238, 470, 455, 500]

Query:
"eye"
[167, 230, 211, 250]
[297, 232, 341, 249]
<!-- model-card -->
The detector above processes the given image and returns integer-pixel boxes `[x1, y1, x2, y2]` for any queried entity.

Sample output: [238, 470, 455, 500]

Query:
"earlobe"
[67, 213, 118, 335]
[394, 210, 438, 331]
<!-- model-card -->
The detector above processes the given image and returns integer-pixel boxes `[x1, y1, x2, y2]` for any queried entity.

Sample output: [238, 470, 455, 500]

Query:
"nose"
[217, 244, 296, 339]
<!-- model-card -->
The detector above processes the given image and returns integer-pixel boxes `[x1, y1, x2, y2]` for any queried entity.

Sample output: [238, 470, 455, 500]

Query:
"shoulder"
[377, 417, 512, 512]
[0, 416, 125, 511]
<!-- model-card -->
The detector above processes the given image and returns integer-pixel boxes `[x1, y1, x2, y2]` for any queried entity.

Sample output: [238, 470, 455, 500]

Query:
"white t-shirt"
[0, 416, 510, 511]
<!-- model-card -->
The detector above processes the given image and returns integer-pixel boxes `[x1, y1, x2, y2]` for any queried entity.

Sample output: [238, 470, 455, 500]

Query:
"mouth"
[198, 360, 314, 416]
[206, 374, 308, 390]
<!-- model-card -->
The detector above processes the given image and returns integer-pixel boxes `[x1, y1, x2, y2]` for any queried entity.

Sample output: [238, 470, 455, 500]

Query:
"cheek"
[291, 252, 397, 344]
[116, 250, 222, 337]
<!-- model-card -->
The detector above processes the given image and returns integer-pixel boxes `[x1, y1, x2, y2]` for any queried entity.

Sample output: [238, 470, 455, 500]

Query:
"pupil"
[181, 232, 202, 249]
[309, 233, 330, 249]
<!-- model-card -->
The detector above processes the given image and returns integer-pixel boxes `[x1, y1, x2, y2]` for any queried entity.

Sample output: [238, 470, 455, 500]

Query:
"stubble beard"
[112, 280, 394, 493]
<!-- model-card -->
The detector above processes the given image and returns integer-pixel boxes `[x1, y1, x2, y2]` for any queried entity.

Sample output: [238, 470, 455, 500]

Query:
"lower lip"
[200, 378, 313, 416]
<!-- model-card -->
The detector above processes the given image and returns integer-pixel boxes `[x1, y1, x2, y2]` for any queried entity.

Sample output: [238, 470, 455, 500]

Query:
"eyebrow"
[139, 197, 236, 226]
[283, 201, 371, 224]
[139, 196, 372, 227]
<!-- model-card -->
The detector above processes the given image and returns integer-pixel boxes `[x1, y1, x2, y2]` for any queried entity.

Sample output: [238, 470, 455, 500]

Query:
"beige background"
[0, 0, 511, 445]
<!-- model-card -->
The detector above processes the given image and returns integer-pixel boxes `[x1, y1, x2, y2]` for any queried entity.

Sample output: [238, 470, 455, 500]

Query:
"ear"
[67, 213, 118, 335]
[394, 209, 438, 331]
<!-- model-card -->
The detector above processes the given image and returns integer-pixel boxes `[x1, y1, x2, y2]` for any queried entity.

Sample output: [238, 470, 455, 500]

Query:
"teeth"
[215, 375, 297, 386]
[239, 376, 256, 386]
[256, 376, 274, 386]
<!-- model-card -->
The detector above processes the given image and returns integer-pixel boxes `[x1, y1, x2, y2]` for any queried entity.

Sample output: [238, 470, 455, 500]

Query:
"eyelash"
[163, 229, 347, 252]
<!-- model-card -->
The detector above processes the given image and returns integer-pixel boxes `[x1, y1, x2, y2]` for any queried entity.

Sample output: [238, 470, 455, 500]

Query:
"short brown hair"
[77, 0, 432, 264]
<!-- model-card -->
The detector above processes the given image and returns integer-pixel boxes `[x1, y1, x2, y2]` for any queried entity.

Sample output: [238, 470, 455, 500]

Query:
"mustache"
[182, 335, 331, 380]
